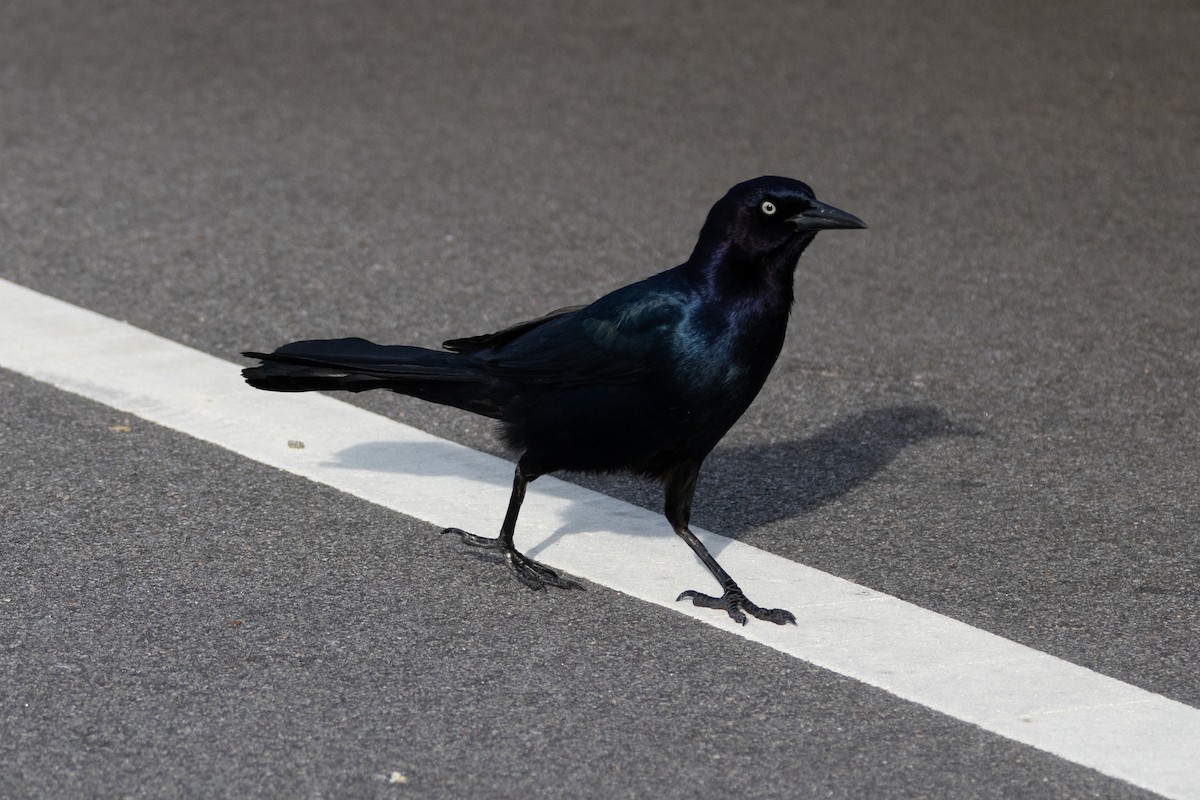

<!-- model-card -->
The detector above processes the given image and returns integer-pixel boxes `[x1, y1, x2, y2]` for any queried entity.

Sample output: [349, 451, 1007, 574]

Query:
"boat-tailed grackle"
[243, 176, 866, 624]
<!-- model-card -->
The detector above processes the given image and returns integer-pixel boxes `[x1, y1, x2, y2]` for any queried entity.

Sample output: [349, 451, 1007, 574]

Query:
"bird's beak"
[789, 200, 867, 231]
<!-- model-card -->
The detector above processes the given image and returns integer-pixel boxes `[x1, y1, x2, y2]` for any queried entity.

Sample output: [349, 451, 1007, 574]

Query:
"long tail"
[242, 337, 503, 417]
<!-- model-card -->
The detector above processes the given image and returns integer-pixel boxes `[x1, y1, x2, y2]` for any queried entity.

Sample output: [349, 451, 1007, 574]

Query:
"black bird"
[242, 176, 865, 625]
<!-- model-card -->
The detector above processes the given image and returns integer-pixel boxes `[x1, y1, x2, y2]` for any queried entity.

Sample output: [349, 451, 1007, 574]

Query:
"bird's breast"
[670, 304, 787, 405]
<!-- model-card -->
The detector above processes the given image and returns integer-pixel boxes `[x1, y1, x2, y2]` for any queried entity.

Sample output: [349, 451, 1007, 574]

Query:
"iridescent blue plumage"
[243, 176, 865, 624]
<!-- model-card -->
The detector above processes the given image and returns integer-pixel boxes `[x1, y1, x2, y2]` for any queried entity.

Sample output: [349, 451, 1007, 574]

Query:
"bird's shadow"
[328, 404, 978, 556]
[701, 404, 979, 535]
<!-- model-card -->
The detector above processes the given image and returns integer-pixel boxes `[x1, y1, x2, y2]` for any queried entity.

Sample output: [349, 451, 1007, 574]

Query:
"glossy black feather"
[241, 176, 866, 624]
[441, 305, 584, 353]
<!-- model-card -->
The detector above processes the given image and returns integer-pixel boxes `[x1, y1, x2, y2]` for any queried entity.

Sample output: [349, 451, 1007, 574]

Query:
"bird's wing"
[474, 284, 688, 388]
[441, 305, 586, 353]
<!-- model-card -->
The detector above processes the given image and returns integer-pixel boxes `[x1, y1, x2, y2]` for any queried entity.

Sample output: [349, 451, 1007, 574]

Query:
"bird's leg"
[665, 463, 796, 626]
[444, 466, 581, 591]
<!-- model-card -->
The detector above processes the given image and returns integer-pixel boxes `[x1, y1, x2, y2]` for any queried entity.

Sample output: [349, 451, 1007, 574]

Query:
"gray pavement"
[1, 1, 1197, 797]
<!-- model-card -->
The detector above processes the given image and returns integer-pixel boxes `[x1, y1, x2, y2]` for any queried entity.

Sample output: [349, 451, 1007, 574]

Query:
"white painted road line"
[2, 276, 1197, 799]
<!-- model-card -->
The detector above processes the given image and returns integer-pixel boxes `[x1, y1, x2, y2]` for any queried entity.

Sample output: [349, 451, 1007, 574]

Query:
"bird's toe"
[752, 606, 797, 626]
[505, 550, 583, 591]
[677, 587, 792, 626]
[443, 527, 496, 548]
[677, 589, 747, 624]
[443, 527, 581, 590]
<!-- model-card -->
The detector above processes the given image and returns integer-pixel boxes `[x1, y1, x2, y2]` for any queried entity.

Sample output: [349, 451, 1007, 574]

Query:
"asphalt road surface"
[2, 2, 1197, 798]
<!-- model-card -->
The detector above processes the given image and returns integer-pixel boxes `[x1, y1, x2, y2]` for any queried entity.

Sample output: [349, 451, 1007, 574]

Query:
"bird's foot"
[677, 586, 796, 626]
[443, 528, 582, 591]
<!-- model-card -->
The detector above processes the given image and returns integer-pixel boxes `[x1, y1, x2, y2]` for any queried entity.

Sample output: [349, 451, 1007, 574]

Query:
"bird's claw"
[677, 587, 796, 626]
[443, 527, 582, 591]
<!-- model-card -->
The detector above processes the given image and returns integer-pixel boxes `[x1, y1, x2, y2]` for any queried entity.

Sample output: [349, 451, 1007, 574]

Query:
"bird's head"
[695, 176, 866, 271]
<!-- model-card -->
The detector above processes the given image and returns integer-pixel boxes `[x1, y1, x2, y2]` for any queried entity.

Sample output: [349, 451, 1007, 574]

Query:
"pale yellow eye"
[761, 200, 777, 215]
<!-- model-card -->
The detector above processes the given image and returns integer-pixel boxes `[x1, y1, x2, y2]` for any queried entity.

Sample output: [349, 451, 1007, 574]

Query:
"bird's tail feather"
[242, 337, 481, 395]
